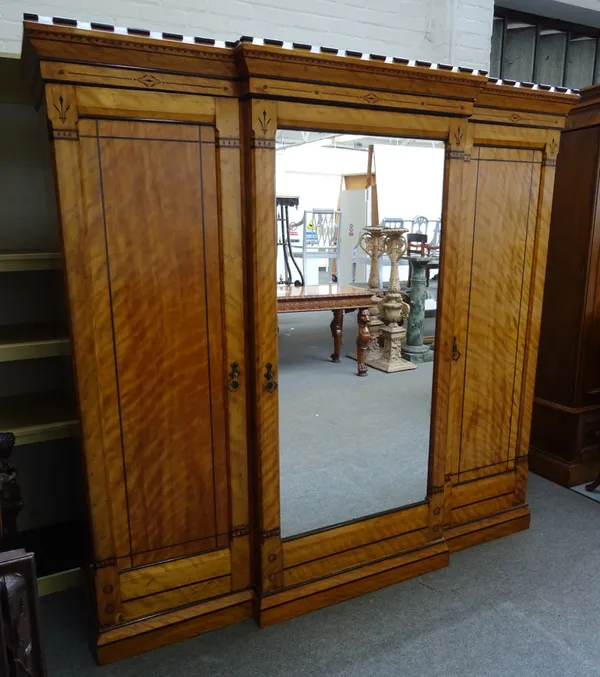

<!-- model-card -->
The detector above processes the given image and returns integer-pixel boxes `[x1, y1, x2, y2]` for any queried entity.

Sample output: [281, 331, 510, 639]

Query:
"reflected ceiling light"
[334, 134, 365, 143]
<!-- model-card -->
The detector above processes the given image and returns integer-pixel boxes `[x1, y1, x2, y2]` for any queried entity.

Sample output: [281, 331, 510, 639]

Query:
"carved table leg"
[356, 307, 371, 377]
[330, 309, 344, 363]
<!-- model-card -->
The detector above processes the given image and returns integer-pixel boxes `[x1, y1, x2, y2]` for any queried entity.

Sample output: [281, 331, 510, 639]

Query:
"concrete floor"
[278, 310, 433, 537]
[42, 473, 600, 677]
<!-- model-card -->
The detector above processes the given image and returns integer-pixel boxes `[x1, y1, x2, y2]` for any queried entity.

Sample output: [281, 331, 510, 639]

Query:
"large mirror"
[275, 130, 445, 537]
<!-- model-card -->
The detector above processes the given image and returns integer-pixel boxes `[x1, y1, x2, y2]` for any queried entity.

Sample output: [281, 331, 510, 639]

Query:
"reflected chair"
[291, 209, 342, 284]
[406, 231, 440, 287]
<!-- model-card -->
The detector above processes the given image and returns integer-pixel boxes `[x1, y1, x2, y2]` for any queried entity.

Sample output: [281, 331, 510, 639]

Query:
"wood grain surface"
[97, 591, 253, 664]
[532, 118, 600, 485]
[215, 97, 251, 589]
[29, 21, 576, 661]
[246, 99, 284, 593]
[96, 119, 225, 561]
[458, 147, 541, 477]
[120, 548, 230, 600]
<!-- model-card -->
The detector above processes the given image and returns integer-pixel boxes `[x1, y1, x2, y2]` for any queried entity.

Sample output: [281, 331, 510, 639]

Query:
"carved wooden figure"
[22, 15, 577, 663]
[0, 433, 23, 540]
[356, 308, 371, 377]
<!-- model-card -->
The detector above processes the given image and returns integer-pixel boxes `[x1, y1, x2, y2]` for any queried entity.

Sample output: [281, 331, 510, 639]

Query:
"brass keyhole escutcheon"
[228, 362, 241, 392]
[264, 362, 278, 392]
[452, 336, 461, 361]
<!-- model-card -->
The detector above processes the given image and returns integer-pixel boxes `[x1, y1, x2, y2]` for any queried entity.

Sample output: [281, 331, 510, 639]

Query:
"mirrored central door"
[275, 130, 446, 538]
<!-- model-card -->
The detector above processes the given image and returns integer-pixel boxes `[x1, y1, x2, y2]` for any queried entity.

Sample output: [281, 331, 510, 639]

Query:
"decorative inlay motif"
[244, 48, 482, 86]
[95, 558, 117, 569]
[53, 95, 70, 123]
[509, 113, 522, 123]
[260, 82, 467, 113]
[29, 28, 233, 63]
[277, 296, 371, 312]
[453, 127, 464, 148]
[217, 137, 240, 148]
[61, 68, 229, 94]
[52, 129, 78, 140]
[258, 110, 271, 134]
[231, 525, 250, 538]
[262, 527, 280, 540]
[138, 73, 161, 87]
[251, 137, 276, 150]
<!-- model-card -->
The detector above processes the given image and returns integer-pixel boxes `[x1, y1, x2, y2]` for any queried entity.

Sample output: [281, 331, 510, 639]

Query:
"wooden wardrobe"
[532, 85, 600, 486]
[22, 17, 576, 663]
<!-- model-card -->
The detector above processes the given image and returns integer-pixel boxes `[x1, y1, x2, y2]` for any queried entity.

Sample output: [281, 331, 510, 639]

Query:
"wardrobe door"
[49, 86, 250, 637]
[80, 119, 229, 564]
[451, 146, 542, 485]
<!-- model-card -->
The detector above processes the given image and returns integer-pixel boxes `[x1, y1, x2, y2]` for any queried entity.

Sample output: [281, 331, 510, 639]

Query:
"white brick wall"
[0, 0, 494, 69]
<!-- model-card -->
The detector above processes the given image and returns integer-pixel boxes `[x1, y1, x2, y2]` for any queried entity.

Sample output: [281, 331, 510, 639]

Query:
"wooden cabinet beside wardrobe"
[22, 17, 576, 663]
[531, 85, 600, 486]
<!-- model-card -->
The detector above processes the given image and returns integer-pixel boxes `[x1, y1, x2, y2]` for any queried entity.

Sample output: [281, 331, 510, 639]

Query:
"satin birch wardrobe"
[21, 16, 575, 663]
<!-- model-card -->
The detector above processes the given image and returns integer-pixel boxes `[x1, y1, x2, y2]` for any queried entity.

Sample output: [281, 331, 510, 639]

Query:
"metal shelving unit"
[492, 6, 600, 89]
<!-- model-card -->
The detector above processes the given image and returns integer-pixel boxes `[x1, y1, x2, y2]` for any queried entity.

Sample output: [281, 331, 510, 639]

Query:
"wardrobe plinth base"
[257, 541, 449, 628]
[444, 505, 530, 553]
[96, 590, 253, 665]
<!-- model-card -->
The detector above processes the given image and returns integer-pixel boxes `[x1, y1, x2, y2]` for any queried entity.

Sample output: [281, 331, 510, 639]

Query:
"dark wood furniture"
[531, 86, 600, 486]
[277, 284, 373, 375]
[406, 234, 440, 287]
[0, 433, 22, 541]
[22, 16, 576, 663]
[0, 549, 46, 677]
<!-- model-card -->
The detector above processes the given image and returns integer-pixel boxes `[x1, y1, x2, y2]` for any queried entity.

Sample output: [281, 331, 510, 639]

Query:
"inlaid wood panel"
[283, 503, 429, 568]
[119, 548, 230, 600]
[26, 18, 575, 661]
[122, 575, 231, 621]
[458, 147, 541, 477]
[83, 119, 228, 565]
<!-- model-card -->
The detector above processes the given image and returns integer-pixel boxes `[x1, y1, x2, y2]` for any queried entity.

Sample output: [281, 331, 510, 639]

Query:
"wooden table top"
[276, 284, 373, 312]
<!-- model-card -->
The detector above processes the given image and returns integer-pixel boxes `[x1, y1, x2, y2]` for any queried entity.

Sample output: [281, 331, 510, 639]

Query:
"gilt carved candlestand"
[402, 257, 434, 363]
[366, 230, 415, 373]
[349, 227, 385, 361]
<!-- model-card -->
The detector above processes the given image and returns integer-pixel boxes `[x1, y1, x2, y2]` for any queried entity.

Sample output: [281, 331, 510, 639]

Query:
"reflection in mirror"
[276, 130, 445, 537]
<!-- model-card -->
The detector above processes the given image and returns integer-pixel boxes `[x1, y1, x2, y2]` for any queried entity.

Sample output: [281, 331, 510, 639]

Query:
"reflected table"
[277, 284, 373, 376]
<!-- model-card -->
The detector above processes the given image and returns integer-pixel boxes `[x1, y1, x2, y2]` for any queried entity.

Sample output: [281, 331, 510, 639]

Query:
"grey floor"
[572, 483, 600, 504]
[42, 473, 600, 676]
[278, 311, 432, 537]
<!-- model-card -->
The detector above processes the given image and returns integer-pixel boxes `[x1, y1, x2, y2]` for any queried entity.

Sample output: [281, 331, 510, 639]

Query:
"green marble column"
[402, 257, 433, 364]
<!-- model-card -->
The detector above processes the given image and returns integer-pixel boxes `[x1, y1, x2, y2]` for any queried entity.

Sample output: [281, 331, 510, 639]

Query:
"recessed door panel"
[458, 147, 541, 476]
[82, 119, 228, 567]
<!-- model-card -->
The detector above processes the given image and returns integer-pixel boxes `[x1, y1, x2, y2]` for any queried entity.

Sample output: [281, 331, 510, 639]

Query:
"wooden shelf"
[0, 56, 31, 105]
[3, 522, 86, 579]
[0, 324, 70, 362]
[0, 251, 61, 272]
[0, 391, 78, 446]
